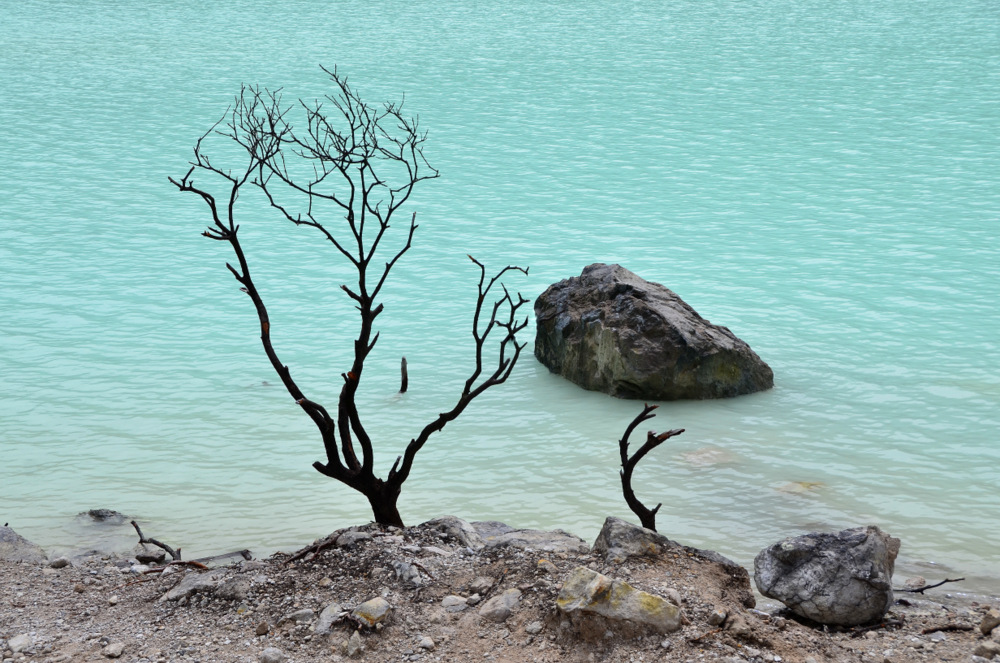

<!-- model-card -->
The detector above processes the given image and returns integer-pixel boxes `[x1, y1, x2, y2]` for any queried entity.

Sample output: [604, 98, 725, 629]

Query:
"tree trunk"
[366, 486, 404, 528]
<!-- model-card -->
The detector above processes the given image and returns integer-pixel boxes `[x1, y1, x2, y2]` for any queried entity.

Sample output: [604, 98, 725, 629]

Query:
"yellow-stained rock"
[556, 566, 682, 633]
[351, 597, 391, 627]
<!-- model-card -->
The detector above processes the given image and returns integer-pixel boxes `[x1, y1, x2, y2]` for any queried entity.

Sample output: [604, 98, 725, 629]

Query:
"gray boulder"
[159, 569, 226, 602]
[472, 521, 589, 553]
[0, 526, 47, 564]
[753, 526, 900, 626]
[421, 516, 484, 550]
[534, 263, 773, 400]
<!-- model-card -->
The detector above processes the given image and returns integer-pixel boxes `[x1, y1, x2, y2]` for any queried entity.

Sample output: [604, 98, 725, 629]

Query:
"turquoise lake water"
[2, 1, 999, 594]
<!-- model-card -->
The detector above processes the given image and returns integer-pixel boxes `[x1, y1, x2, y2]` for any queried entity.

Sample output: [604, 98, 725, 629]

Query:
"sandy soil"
[2, 519, 998, 663]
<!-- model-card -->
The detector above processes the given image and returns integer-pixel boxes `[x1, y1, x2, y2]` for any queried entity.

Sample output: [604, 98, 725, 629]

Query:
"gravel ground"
[2, 520, 999, 663]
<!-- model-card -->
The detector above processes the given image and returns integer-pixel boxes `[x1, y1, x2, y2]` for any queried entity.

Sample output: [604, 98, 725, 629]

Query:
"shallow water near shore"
[2, 1, 998, 595]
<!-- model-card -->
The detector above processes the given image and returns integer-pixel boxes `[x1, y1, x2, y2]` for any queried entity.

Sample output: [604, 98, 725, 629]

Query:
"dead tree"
[169, 67, 529, 527]
[619, 404, 684, 531]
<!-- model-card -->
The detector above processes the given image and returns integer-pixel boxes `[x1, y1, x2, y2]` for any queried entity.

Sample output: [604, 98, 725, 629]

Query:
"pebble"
[102, 642, 125, 659]
[982, 608, 1000, 636]
[525, 621, 543, 635]
[108, 595, 119, 606]
[7, 636, 30, 654]
[49, 557, 70, 569]
[708, 608, 727, 626]
[418, 636, 435, 650]
[442, 595, 468, 612]
[255, 621, 270, 636]
[346, 631, 363, 658]
[259, 647, 286, 663]
[974, 641, 1000, 659]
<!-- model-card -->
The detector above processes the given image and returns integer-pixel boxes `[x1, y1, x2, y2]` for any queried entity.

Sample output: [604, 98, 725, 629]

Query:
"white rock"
[417, 636, 435, 650]
[8, 634, 31, 653]
[260, 646, 286, 663]
[103, 642, 125, 658]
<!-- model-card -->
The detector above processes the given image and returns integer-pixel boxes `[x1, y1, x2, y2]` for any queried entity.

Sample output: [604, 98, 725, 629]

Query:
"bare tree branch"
[619, 405, 685, 531]
[171, 66, 525, 527]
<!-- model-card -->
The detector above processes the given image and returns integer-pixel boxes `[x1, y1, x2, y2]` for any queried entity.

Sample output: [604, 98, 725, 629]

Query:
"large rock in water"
[753, 526, 900, 626]
[534, 264, 773, 400]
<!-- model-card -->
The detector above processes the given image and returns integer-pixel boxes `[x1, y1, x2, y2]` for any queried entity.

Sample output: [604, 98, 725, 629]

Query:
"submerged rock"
[534, 263, 773, 400]
[754, 525, 899, 626]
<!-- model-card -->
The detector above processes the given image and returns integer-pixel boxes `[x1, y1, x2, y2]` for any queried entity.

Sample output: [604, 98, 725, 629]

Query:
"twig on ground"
[142, 560, 209, 574]
[688, 628, 722, 643]
[895, 577, 964, 594]
[410, 559, 437, 581]
[286, 537, 337, 564]
[921, 624, 975, 635]
[850, 618, 906, 637]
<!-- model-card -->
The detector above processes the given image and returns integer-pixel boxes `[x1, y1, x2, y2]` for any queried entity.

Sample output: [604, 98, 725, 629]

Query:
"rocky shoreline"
[2, 517, 999, 663]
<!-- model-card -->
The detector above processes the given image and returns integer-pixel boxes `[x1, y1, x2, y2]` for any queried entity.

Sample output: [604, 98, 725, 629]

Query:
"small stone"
[982, 608, 1000, 636]
[708, 608, 727, 626]
[279, 608, 315, 626]
[336, 530, 373, 548]
[352, 597, 391, 627]
[73, 583, 86, 593]
[215, 578, 251, 601]
[525, 621, 543, 635]
[318, 576, 333, 587]
[108, 595, 119, 605]
[7, 636, 30, 654]
[468, 576, 494, 594]
[466, 593, 481, 606]
[903, 576, 926, 590]
[255, 621, 270, 636]
[442, 595, 468, 612]
[102, 642, 125, 659]
[345, 631, 363, 658]
[725, 614, 752, 638]
[417, 636, 435, 650]
[537, 559, 559, 575]
[479, 588, 522, 623]
[259, 646, 286, 663]
[664, 588, 683, 606]
[315, 602, 345, 635]
[928, 630, 947, 642]
[49, 557, 70, 569]
[974, 641, 1000, 659]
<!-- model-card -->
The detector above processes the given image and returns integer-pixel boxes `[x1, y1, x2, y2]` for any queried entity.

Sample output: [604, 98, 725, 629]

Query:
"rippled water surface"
[2, 1, 999, 592]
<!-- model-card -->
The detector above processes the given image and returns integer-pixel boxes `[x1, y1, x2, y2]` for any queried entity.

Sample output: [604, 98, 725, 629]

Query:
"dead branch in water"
[618, 404, 684, 531]
[131, 520, 181, 561]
